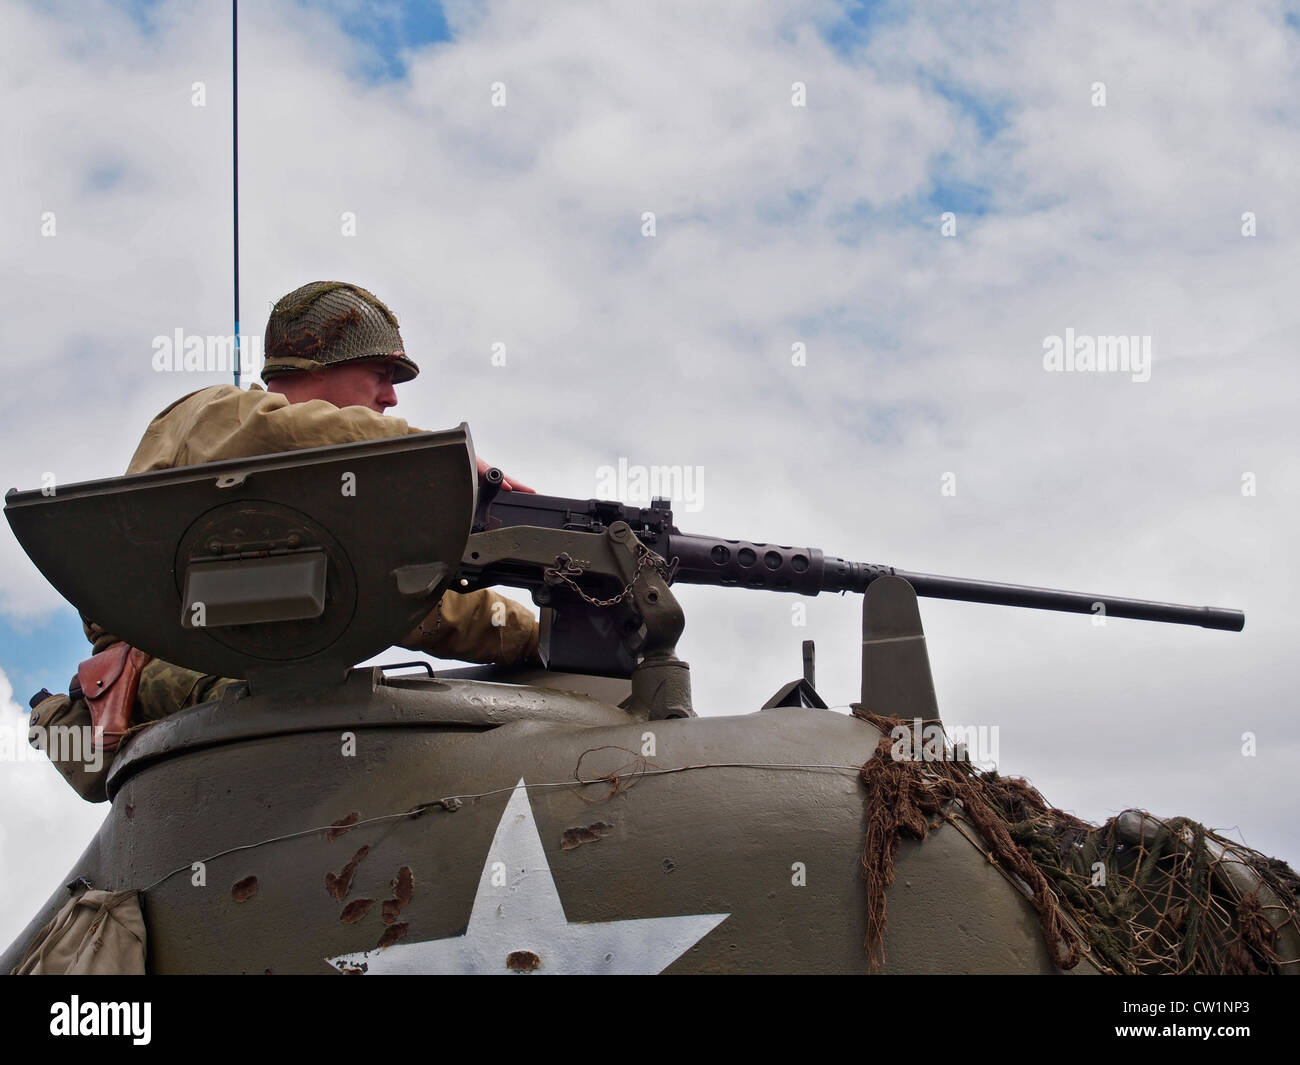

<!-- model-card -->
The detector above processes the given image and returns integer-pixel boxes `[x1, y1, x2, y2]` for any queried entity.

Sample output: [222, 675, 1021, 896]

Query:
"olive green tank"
[4, 427, 1289, 975]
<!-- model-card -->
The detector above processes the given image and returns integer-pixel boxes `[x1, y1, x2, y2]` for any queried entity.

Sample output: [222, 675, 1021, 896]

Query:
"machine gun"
[458, 470, 1245, 716]
[4, 430, 1241, 722]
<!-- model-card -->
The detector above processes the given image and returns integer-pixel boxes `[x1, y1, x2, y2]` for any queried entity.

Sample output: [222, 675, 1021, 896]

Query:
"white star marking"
[327, 779, 729, 974]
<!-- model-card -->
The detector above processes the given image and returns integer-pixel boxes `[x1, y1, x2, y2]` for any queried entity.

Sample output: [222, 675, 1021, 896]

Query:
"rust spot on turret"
[326, 845, 370, 901]
[326, 812, 360, 841]
[382, 866, 415, 925]
[340, 899, 373, 924]
[376, 922, 409, 949]
[506, 950, 541, 971]
[231, 876, 258, 902]
[561, 821, 614, 850]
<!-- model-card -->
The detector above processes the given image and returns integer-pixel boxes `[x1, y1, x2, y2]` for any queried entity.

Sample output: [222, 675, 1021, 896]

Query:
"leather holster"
[76, 643, 152, 752]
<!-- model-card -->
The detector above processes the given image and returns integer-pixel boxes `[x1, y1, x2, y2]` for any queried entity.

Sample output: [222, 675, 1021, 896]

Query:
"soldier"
[33, 281, 539, 799]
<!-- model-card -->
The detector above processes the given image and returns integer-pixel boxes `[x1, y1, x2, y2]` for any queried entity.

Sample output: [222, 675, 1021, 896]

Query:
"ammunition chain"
[545, 543, 679, 608]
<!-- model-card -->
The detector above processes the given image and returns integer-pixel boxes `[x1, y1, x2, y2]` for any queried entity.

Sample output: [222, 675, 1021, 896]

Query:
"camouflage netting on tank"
[852, 708, 1300, 975]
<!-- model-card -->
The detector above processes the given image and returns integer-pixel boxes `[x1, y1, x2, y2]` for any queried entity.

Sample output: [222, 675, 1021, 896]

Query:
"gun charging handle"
[473, 466, 505, 530]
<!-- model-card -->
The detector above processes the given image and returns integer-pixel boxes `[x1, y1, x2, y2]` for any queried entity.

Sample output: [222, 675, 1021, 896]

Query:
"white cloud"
[0, 668, 108, 955]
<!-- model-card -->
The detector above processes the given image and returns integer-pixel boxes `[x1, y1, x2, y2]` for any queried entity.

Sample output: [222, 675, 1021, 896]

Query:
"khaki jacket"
[127, 383, 425, 473]
[87, 385, 537, 718]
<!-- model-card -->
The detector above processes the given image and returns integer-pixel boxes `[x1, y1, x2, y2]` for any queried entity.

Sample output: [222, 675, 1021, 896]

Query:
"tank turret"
[4, 427, 1294, 976]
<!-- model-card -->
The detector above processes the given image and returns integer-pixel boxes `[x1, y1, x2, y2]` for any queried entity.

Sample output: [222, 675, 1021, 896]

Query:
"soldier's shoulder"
[151, 383, 274, 420]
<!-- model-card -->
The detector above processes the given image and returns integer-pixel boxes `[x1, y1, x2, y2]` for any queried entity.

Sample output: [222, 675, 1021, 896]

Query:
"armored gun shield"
[5, 426, 477, 690]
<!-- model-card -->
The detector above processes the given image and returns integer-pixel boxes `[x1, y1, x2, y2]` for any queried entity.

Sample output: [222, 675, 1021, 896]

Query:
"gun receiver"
[464, 483, 1245, 633]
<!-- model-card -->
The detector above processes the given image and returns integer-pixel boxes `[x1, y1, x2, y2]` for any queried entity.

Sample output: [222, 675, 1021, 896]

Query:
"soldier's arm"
[82, 614, 120, 655]
[399, 589, 540, 666]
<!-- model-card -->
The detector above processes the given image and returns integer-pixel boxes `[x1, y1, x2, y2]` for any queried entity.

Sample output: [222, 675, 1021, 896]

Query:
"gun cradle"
[462, 522, 693, 720]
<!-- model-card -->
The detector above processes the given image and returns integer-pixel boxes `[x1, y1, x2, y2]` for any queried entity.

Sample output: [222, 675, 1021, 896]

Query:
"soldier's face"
[308, 359, 400, 413]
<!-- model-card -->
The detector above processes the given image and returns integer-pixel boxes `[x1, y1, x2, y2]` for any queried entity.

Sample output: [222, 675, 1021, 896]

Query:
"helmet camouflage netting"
[261, 281, 419, 384]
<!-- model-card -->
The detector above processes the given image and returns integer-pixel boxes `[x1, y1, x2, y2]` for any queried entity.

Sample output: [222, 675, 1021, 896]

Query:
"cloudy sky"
[2, 0, 1297, 952]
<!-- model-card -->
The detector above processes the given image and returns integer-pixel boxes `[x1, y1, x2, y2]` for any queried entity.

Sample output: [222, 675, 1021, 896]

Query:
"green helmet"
[261, 281, 420, 384]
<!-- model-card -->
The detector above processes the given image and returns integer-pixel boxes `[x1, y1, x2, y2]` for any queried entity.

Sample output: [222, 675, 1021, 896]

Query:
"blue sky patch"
[297, 0, 452, 82]
[818, 0, 907, 59]
[824, 196, 916, 247]
[109, 0, 163, 35]
[86, 162, 126, 193]
[0, 606, 88, 710]
[753, 187, 819, 227]
[930, 77, 1009, 143]
[925, 170, 992, 219]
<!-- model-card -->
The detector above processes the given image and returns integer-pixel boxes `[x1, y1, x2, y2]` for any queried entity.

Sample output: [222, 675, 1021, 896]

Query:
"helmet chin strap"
[259, 355, 329, 376]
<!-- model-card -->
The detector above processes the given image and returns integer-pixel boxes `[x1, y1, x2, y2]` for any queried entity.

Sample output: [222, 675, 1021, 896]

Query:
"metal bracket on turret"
[461, 522, 694, 720]
[860, 575, 942, 726]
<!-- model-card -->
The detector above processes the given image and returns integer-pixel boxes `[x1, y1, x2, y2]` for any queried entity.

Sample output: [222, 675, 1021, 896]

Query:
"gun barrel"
[890, 570, 1244, 631]
[665, 532, 1244, 631]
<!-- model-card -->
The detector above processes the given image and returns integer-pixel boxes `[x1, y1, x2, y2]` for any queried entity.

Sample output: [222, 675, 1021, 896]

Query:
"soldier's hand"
[477, 456, 536, 493]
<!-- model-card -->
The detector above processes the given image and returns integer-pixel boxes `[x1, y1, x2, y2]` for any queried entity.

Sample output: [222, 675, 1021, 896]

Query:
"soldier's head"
[261, 282, 419, 414]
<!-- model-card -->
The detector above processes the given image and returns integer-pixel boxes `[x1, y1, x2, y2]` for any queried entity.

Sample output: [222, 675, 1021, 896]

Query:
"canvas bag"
[12, 888, 146, 975]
